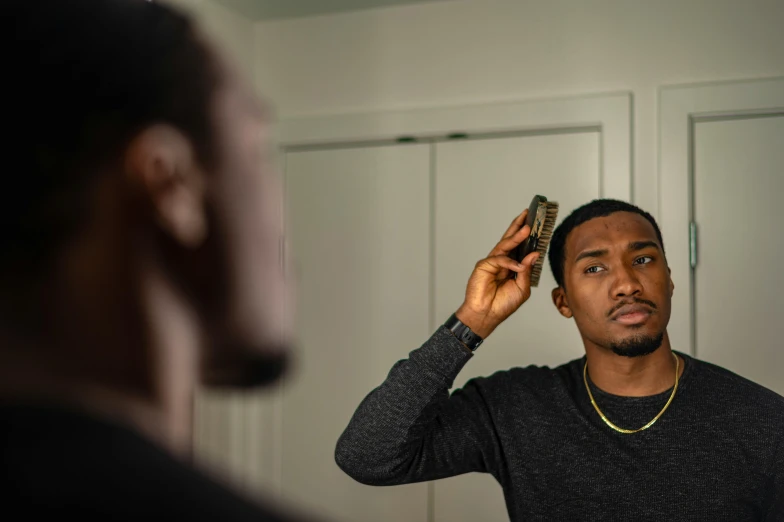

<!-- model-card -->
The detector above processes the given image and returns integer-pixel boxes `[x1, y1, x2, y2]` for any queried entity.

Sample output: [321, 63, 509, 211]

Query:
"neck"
[0, 353, 174, 449]
[584, 333, 684, 397]
[0, 219, 199, 457]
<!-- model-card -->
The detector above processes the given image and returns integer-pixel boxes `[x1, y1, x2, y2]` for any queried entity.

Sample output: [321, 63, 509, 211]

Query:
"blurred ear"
[551, 287, 573, 319]
[124, 125, 207, 248]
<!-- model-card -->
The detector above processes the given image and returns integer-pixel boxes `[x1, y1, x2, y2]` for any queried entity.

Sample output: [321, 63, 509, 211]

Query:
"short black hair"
[4, 0, 219, 275]
[547, 199, 665, 288]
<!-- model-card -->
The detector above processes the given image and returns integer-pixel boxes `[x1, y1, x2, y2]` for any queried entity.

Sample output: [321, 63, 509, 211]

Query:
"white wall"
[253, 0, 784, 214]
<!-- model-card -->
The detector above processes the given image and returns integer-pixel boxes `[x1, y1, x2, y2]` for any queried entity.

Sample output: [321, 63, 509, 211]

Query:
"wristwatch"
[444, 313, 484, 352]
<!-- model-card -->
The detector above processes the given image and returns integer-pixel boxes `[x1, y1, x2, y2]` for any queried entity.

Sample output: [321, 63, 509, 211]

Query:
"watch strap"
[444, 313, 484, 351]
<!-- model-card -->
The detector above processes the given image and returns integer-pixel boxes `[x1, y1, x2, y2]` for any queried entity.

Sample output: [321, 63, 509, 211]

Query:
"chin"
[609, 331, 664, 358]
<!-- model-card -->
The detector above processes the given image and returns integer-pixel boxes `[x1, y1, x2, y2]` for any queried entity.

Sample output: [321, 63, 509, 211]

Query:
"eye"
[634, 256, 653, 265]
[585, 265, 605, 274]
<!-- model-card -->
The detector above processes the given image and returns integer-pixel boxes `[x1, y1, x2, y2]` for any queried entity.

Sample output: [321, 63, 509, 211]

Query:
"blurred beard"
[609, 331, 664, 358]
[201, 341, 291, 389]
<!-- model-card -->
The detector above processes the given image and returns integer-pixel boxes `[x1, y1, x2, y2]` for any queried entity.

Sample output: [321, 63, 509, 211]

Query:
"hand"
[455, 209, 541, 339]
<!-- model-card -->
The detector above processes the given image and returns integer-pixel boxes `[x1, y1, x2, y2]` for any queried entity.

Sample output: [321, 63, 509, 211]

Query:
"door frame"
[658, 76, 784, 356]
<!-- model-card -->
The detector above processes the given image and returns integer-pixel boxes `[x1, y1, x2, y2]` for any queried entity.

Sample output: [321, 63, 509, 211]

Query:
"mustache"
[607, 297, 658, 317]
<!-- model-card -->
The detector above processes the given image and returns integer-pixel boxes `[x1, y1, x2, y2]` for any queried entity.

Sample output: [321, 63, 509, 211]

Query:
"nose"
[611, 264, 643, 299]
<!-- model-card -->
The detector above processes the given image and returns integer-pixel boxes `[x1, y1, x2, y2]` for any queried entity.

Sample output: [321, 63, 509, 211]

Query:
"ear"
[124, 125, 208, 248]
[551, 287, 573, 319]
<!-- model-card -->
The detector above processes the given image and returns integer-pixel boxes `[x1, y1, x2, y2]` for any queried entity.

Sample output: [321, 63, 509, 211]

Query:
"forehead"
[211, 67, 271, 144]
[566, 212, 660, 260]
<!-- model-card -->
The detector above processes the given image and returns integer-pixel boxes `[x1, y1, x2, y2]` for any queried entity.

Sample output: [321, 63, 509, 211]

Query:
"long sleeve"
[334, 326, 504, 486]
[767, 435, 784, 521]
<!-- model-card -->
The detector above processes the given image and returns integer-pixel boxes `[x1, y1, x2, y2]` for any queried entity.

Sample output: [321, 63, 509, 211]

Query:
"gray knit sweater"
[335, 327, 784, 521]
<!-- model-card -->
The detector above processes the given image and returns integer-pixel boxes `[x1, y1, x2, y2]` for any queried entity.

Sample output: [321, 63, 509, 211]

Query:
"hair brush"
[509, 195, 559, 287]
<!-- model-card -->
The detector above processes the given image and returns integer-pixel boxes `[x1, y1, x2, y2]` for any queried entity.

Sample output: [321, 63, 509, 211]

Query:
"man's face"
[195, 72, 294, 387]
[552, 212, 673, 357]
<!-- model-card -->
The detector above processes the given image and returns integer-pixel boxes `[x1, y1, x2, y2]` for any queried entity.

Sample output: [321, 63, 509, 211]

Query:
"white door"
[693, 115, 784, 395]
[433, 130, 606, 522]
[659, 77, 784, 398]
[281, 144, 431, 522]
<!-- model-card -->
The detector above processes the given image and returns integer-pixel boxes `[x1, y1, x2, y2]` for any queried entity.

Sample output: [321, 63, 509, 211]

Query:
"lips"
[611, 304, 653, 325]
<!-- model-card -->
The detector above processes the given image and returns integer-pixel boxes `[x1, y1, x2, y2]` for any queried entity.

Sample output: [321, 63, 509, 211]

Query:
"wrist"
[455, 305, 496, 340]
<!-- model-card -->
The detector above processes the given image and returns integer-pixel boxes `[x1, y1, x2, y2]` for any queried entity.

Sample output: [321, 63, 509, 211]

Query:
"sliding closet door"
[280, 143, 431, 522]
[433, 131, 604, 522]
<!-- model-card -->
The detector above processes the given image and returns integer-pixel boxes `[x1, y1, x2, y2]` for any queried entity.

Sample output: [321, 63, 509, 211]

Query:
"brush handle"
[510, 195, 546, 263]
[509, 195, 548, 281]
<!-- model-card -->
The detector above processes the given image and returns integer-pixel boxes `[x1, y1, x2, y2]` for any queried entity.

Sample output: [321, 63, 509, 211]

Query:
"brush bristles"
[530, 202, 559, 287]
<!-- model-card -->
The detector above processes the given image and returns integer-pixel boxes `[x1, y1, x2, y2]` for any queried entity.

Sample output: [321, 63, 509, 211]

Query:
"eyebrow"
[240, 91, 274, 122]
[574, 240, 661, 263]
[248, 98, 272, 122]
[256, 97, 275, 121]
[629, 240, 660, 252]
[574, 248, 608, 263]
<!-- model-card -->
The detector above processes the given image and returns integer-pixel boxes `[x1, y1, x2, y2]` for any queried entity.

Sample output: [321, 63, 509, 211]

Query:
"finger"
[514, 252, 540, 292]
[489, 223, 531, 257]
[500, 209, 528, 240]
[476, 255, 528, 277]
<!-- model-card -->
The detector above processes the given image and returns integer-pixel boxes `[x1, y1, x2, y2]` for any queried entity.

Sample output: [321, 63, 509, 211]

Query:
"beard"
[201, 339, 291, 389]
[609, 331, 664, 358]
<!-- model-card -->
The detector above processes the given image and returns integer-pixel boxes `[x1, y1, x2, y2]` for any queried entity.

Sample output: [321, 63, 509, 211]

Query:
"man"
[2, 1, 312, 520]
[336, 199, 784, 521]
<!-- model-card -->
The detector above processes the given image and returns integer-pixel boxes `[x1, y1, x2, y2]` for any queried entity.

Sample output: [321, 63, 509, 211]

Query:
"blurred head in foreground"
[2, 0, 294, 449]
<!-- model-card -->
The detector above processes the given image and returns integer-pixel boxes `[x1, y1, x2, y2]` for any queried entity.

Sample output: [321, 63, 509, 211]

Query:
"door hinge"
[689, 221, 698, 268]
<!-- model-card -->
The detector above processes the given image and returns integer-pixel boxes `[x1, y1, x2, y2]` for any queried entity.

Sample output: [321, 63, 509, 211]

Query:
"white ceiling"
[212, 0, 454, 21]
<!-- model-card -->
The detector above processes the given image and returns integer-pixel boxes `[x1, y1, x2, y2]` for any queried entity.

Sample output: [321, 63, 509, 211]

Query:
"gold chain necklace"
[583, 352, 680, 434]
